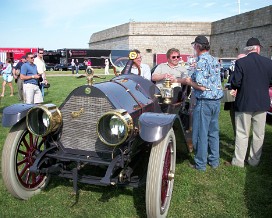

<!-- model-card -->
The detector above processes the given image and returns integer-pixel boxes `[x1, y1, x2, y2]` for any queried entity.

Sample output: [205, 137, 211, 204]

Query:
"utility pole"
[237, 0, 241, 14]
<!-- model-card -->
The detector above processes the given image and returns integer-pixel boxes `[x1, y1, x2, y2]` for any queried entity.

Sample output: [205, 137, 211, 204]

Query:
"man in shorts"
[20, 52, 43, 104]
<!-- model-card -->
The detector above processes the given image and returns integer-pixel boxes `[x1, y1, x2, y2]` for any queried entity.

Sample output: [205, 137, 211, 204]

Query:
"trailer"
[57, 48, 112, 69]
[0, 48, 38, 63]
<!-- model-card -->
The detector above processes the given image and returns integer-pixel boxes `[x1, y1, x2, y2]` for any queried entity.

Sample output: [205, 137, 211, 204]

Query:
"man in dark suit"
[230, 37, 272, 167]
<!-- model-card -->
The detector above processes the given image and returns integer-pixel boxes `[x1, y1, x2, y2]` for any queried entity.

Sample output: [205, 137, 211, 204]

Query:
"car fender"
[2, 103, 35, 127]
[139, 112, 175, 143]
[139, 112, 189, 154]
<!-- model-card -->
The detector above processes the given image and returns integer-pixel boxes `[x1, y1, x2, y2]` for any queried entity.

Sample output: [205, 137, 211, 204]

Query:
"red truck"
[0, 48, 38, 63]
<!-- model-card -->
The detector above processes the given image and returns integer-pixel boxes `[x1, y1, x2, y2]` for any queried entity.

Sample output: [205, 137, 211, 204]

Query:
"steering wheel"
[110, 51, 141, 77]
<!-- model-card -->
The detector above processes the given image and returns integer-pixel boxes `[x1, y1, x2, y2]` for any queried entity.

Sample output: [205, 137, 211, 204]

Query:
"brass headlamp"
[26, 104, 62, 136]
[155, 78, 174, 104]
[97, 109, 133, 146]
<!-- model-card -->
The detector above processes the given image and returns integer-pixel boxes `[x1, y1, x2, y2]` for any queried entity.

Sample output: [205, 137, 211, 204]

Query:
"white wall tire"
[1, 121, 49, 200]
[146, 128, 176, 218]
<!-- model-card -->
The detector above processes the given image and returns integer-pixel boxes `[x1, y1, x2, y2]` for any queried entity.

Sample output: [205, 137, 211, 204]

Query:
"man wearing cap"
[188, 35, 223, 171]
[14, 55, 27, 101]
[230, 37, 272, 167]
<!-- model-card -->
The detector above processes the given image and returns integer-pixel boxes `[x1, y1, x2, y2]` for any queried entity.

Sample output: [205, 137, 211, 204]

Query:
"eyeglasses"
[39, 53, 44, 54]
[171, 56, 180, 59]
[29, 57, 34, 59]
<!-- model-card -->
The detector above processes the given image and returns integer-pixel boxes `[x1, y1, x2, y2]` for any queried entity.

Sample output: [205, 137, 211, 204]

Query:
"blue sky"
[0, 0, 271, 50]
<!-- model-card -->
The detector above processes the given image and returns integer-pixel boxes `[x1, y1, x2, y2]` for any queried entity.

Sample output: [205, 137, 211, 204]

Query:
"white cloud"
[189, 2, 200, 7]
[223, 3, 231, 7]
[204, 2, 216, 8]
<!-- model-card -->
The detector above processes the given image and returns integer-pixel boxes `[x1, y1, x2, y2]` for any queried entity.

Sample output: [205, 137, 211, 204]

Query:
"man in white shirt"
[130, 49, 151, 80]
[104, 58, 110, 75]
[34, 48, 47, 97]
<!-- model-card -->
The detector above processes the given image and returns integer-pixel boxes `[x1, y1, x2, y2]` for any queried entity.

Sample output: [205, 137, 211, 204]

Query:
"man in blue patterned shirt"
[188, 35, 223, 171]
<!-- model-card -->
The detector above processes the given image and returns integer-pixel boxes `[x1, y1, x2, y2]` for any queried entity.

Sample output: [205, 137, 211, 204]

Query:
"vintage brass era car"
[1, 51, 191, 218]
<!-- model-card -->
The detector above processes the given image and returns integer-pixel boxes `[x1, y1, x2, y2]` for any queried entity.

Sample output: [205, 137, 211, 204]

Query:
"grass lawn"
[0, 75, 271, 218]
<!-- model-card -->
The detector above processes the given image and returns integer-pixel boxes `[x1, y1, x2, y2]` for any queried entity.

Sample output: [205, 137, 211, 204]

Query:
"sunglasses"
[171, 56, 180, 59]
[39, 53, 44, 54]
[29, 57, 34, 59]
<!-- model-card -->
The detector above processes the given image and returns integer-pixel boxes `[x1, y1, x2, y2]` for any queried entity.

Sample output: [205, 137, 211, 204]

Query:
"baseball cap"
[191, 35, 209, 45]
[21, 55, 26, 59]
[246, 37, 262, 47]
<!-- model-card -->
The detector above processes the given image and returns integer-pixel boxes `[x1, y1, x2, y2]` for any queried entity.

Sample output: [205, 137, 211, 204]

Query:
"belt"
[24, 82, 38, 85]
[197, 98, 220, 101]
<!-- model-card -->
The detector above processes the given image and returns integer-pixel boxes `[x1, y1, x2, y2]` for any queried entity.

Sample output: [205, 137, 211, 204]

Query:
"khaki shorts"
[23, 83, 43, 104]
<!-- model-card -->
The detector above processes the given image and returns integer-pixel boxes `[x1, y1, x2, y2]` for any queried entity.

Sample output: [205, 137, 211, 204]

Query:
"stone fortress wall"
[89, 5, 272, 67]
[211, 5, 272, 59]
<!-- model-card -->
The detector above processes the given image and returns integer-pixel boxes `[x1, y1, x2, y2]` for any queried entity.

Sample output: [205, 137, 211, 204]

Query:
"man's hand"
[185, 77, 192, 85]
[164, 73, 175, 82]
[230, 89, 237, 97]
[33, 74, 41, 79]
[186, 77, 206, 91]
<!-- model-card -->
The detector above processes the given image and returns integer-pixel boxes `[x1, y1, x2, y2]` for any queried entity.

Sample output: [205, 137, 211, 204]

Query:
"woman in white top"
[130, 49, 151, 80]
[1, 58, 14, 97]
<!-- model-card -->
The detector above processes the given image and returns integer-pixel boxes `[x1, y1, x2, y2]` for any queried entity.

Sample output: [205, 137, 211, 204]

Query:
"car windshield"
[109, 50, 130, 72]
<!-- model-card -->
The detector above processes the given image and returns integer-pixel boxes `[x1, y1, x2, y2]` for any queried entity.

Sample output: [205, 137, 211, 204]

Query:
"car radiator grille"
[60, 95, 114, 153]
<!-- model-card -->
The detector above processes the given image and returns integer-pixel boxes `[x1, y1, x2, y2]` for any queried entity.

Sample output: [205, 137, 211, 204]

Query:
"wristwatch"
[31, 75, 34, 79]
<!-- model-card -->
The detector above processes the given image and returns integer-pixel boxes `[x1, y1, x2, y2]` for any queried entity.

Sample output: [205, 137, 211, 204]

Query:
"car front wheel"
[146, 128, 176, 218]
[1, 121, 49, 200]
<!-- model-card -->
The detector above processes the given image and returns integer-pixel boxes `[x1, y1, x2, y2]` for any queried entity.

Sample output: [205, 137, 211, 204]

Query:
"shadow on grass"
[219, 131, 235, 162]
[42, 164, 147, 217]
[244, 126, 272, 217]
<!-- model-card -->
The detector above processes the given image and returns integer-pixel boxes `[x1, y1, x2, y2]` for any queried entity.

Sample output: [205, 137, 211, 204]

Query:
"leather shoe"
[188, 163, 205, 171]
[209, 164, 219, 169]
[189, 163, 197, 169]
[224, 161, 232, 166]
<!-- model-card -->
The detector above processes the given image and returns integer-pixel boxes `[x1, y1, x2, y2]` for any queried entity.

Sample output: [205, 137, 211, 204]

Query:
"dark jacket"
[231, 52, 272, 112]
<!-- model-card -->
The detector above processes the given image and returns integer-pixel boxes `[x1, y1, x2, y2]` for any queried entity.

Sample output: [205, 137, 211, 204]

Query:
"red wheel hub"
[16, 131, 45, 188]
[161, 142, 172, 208]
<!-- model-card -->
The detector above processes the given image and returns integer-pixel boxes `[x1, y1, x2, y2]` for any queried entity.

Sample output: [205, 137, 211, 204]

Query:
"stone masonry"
[211, 5, 272, 58]
[89, 6, 272, 67]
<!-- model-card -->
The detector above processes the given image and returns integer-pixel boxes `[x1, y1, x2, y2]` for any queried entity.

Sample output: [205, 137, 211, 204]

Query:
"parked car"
[67, 63, 86, 71]
[54, 64, 68, 71]
[45, 63, 56, 71]
[1, 50, 192, 218]
[220, 58, 236, 81]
